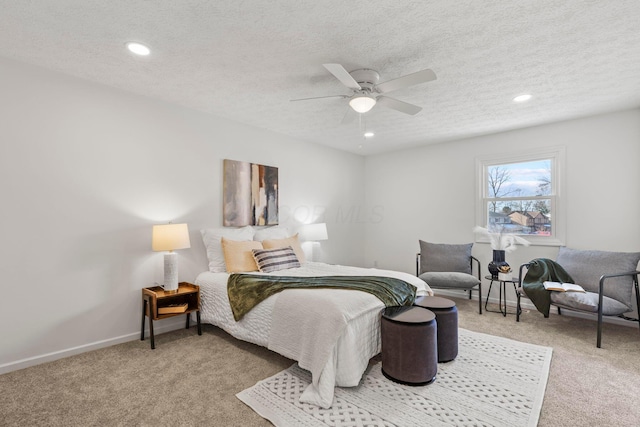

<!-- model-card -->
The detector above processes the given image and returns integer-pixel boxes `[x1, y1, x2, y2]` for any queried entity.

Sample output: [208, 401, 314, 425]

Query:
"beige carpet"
[1, 297, 639, 426]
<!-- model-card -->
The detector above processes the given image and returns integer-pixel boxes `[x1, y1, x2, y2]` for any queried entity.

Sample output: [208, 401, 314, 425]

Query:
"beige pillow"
[221, 237, 263, 272]
[262, 234, 306, 263]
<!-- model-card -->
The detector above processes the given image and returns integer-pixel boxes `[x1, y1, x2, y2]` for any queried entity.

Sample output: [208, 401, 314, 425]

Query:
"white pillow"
[201, 226, 255, 272]
[253, 226, 290, 241]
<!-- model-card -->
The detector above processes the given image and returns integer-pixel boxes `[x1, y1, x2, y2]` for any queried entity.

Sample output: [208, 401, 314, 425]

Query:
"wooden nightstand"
[141, 282, 202, 349]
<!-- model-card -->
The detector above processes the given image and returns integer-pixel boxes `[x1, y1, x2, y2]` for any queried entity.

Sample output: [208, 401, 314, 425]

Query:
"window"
[476, 147, 565, 246]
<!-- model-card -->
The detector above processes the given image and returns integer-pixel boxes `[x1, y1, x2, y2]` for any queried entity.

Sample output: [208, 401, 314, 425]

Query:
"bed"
[195, 226, 433, 408]
[195, 262, 432, 408]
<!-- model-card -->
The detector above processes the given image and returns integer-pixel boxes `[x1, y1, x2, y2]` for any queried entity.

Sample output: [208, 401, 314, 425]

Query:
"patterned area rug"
[237, 328, 552, 427]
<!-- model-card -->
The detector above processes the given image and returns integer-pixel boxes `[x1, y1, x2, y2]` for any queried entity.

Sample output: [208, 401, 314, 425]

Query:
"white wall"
[2, 54, 638, 372]
[364, 109, 640, 302]
[0, 57, 365, 371]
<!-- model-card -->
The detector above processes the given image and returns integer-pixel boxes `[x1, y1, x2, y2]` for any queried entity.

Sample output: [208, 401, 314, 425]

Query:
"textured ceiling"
[1, 1, 639, 155]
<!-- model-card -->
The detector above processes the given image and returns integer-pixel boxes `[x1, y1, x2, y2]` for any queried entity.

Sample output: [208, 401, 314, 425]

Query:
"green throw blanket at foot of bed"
[227, 274, 417, 321]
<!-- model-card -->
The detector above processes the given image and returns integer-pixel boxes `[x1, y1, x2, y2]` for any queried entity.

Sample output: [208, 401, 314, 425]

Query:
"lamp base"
[163, 252, 179, 293]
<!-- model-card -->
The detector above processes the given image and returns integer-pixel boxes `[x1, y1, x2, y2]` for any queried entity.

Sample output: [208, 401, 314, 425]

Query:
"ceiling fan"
[292, 63, 437, 121]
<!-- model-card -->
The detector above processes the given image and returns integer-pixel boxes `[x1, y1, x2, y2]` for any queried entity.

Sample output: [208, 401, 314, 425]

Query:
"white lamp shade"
[299, 223, 328, 242]
[349, 95, 376, 113]
[152, 223, 191, 252]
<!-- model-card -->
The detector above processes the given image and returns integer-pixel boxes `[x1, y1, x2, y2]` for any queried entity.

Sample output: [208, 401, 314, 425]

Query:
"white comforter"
[195, 262, 432, 408]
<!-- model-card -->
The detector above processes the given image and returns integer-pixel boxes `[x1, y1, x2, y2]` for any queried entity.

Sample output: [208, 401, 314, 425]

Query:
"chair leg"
[478, 283, 482, 315]
[597, 315, 603, 348]
[516, 293, 521, 322]
[634, 278, 640, 338]
[557, 306, 562, 315]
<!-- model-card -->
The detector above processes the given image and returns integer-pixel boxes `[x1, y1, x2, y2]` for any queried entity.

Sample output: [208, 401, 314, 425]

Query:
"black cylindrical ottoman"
[381, 306, 437, 385]
[414, 296, 458, 362]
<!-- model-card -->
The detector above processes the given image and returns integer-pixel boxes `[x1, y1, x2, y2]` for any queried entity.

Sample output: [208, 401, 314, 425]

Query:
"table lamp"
[299, 223, 328, 261]
[152, 223, 191, 294]
[299, 223, 328, 242]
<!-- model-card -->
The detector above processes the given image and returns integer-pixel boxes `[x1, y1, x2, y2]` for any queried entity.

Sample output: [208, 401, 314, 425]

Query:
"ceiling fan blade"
[323, 63, 362, 90]
[290, 95, 347, 102]
[376, 96, 422, 115]
[341, 107, 357, 124]
[375, 69, 436, 93]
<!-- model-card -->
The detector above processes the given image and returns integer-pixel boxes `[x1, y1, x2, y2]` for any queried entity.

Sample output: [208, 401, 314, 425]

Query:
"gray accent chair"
[416, 241, 482, 314]
[516, 247, 640, 348]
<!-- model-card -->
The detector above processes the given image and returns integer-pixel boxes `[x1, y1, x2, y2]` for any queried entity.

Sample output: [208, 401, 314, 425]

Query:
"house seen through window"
[486, 159, 552, 235]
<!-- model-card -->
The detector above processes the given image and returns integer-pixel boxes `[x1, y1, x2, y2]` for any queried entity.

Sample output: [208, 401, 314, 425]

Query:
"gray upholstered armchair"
[416, 241, 482, 314]
[516, 247, 640, 348]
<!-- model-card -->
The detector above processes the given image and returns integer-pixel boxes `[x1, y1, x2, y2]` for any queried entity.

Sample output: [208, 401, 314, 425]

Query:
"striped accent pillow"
[252, 246, 300, 273]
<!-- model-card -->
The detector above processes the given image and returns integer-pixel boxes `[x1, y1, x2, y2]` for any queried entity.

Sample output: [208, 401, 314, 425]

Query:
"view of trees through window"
[486, 159, 552, 236]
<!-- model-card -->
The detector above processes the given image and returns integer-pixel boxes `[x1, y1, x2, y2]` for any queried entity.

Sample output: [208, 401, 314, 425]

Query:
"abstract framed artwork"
[223, 159, 278, 226]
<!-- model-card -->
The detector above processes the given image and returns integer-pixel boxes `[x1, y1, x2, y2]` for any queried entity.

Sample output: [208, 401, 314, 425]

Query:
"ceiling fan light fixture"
[349, 94, 376, 113]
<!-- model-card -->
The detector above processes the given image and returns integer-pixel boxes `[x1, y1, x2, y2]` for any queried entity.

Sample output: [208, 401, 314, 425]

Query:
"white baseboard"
[433, 289, 638, 327]
[0, 318, 188, 375]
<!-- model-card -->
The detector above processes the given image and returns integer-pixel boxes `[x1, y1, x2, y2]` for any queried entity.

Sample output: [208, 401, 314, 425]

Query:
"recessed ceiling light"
[513, 94, 532, 103]
[126, 42, 150, 56]
[364, 132, 375, 138]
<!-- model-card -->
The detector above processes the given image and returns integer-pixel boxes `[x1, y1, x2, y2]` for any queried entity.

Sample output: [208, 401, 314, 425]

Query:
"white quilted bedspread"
[195, 262, 431, 408]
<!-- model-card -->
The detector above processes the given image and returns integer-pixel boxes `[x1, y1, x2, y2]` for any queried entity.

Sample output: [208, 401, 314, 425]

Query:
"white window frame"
[475, 146, 566, 247]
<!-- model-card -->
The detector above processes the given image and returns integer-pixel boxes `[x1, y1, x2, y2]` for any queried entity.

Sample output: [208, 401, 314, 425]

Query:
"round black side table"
[484, 275, 520, 316]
